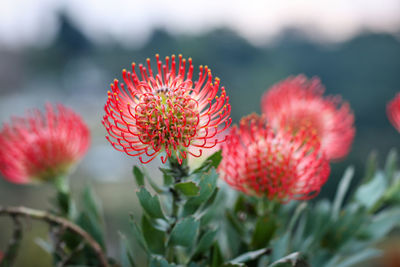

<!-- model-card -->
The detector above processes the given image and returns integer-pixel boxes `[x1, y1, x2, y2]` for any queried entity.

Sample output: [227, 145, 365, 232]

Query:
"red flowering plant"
[0, 60, 400, 267]
[103, 54, 230, 164]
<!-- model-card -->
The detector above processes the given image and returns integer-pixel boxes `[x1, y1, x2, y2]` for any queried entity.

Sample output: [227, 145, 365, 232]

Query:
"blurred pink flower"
[261, 75, 355, 161]
[0, 104, 90, 184]
[387, 93, 400, 133]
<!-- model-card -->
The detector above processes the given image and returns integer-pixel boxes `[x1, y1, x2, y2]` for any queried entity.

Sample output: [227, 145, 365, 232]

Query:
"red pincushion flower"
[219, 114, 330, 201]
[103, 54, 231, 164]
[387, 93, 400, 133]
[0, 104, 90, 184]
[261, 75, 355, 161]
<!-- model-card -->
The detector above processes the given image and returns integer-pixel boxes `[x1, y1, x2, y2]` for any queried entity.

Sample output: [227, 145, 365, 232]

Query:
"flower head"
[0, 104, 90, 184]
[219, 114, 330, 202]
[387, 93, 400, 133]
[103, 54, 231, 164]
[261, 75, 355, 161]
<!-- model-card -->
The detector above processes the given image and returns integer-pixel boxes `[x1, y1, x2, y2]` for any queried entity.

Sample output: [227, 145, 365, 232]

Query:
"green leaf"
[332, 167, 354, 220]
[163, 173, 174, 186]
[192, 150, 222, 173]
[327, 248, 381, 267]
[119, 232, 136, 267]
[142, 168, 166, 194]
[193, 228, 218, 256]
[364, 208, 400, 240]
[175, 181, 200, 197]
[211, 243, 224, 267]
[76, 212, 105, 249]
[225, 210, 245, 237]
[288, 202, 307, 233]
[363, 151, 378, 183]
[270, 233, 290, 262]
[149, 256, 178, 267]
[136, 187, 166, 219]
[385, 149, 397, 183]
[183, 169, 218, 216]
[269, 252, 309, 267]
[129, 215, 149, 253]
[169, 216, 200, 247]
[142, 215, 165, 254]
[133, 166, 145, 187]
[355, 171, 387, 210]
[251, 215, 277, 249]
[83, 186, 104, 222]
[228, 248, 271, 264]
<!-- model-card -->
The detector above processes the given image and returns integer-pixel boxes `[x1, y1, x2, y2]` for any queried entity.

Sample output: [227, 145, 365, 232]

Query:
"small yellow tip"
[146, 58, 150, 62]
[122, 69, 127, 72]
[215, 77, 220, 81]
[114, 79, 118, 82]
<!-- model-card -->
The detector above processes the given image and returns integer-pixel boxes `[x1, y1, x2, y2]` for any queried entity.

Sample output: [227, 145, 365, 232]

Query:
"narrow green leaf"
[119, 232, 137, 267]
[193, 228, 218, 256]
[133, 166, 145, 187]
[83, 186, 104, 222]
[211, 243, 224, 267]
[175, 181, 200, 197]
[385, 149, 398, 183]
[355, 171, 387, 210]
[163, 173, 174, 186]
[225, 210, 245, 236]
[363, 151, 378, 183]
[288, 202, 307, 233]
[269, 252, 308, 267]
[251, 215, 277, 249]
[136, 187, 166, 219]
[271, 233, 290, 261]
[228, 248, 271, 264]
[183, 169, 218, 215]
[192, 150, 222, 173]
[142, 168, 165, 194]
[169, 216, 200, 247]
[332, 248, 381, 267]
[149, 256, 178, 267]
[142, 215, 165, 254]
[364, 208, 400, 240]
[332, 167, 354, 220]
[129, 215, 149, 253]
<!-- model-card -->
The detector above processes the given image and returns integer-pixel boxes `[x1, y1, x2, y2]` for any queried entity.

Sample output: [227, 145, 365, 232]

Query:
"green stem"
[165, 155, 189, 263]
[53, 175, 72, 217]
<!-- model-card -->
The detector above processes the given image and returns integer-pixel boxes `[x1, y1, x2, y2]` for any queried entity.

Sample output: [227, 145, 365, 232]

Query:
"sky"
[1, 0, 400, 48]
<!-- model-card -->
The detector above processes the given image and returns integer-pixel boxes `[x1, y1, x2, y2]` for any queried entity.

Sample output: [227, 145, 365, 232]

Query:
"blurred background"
[1, 0, 400, 265]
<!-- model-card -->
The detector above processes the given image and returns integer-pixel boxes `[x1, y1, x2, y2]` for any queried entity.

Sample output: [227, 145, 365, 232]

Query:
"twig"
[0, 215, 23, 267]
[0, 206, 109, 267]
